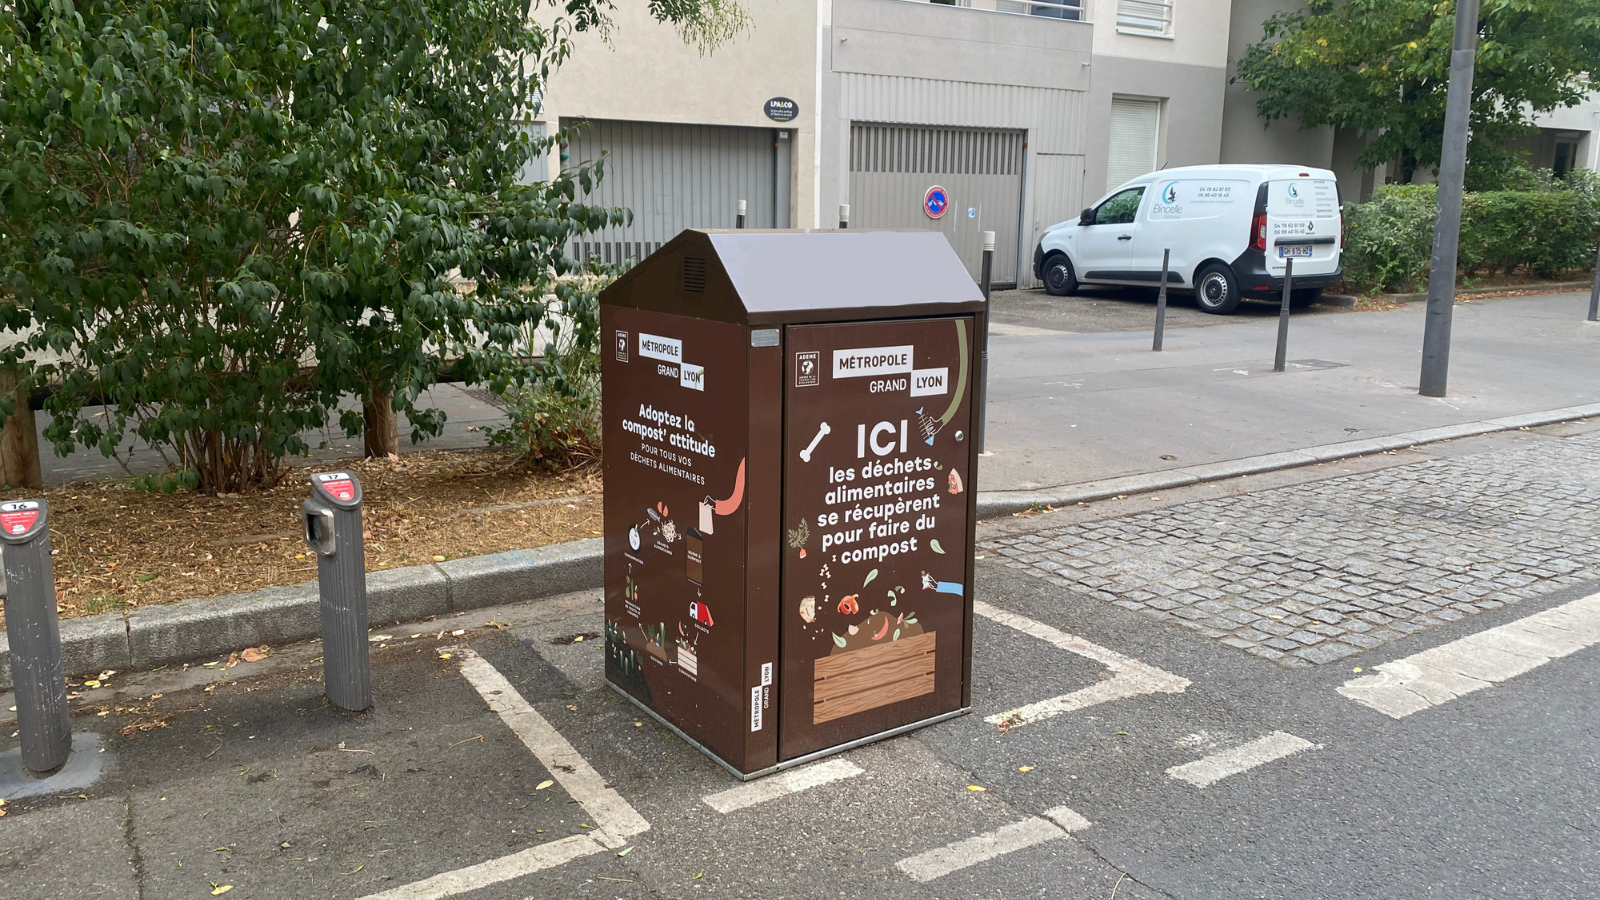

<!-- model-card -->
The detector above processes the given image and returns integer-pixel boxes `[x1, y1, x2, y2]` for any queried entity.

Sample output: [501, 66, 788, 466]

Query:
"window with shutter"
[1117, 0, 1173, 36]
[1107, 97, 1160, 191]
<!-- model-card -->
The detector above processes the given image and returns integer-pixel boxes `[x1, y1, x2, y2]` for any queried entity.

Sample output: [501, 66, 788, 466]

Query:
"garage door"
[562, 119, 792, 266]
[1107, 97, 1160, 192]
[848, 123, 1025, 285]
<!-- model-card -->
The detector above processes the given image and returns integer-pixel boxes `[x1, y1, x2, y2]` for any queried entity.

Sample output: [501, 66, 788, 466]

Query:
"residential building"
[535, 0, 1596, 287]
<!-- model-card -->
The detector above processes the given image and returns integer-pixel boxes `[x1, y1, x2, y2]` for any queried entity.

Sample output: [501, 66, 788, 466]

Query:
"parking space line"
[895, 805, 1090, 883]
[357, 835, 607, 900]
[702, 759, 864, 814]
[974, 600, 1190, 729]
[1165, 732, 1314, 789]
[453, 647, 649, 845]
[1338, 591, 1600, 719]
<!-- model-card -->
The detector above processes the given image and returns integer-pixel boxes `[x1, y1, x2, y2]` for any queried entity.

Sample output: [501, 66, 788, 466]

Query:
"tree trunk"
[363, 385, 399, 458]
[0, 367, 43, 490]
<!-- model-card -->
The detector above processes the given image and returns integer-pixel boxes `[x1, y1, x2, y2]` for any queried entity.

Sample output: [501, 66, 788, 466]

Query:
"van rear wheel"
[1042, 255, 1078, 296]
[1194, 264, 1241, 315]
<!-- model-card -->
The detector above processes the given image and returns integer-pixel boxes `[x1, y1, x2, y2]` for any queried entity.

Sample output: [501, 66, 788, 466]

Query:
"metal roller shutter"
[1107, 97, 1160, 192]
[847, 122, 1025, 285]
[561, 119, 792, 267]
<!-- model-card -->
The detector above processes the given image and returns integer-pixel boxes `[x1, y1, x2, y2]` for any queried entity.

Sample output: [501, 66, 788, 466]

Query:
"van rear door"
[1265, 177, 1340, 278]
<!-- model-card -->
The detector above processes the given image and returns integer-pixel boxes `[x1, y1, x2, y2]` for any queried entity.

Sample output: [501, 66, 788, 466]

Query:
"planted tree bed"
[0, 451, 601, 624]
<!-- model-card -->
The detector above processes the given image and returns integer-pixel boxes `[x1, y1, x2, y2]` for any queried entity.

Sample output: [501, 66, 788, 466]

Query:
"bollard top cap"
[0, 499, 47, 544]
[310, 471, 363, 509]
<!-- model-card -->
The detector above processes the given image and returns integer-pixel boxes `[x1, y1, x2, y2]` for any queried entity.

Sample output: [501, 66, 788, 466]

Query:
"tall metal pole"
[1419, 0, 1480, 397]
[1153, 249, 1169, 351]
[1274, 258, 1294, 373]
[1588, 240, 1599, 322]
[977, 231, 994, 455]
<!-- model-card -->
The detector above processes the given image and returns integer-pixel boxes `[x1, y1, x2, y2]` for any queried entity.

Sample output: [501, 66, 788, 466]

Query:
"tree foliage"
[0, 0, 741, 493]
[1235, 0, 1600, 182]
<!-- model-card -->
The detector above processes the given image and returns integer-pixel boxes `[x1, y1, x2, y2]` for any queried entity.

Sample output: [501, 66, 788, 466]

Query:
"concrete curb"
[1325, 279, 1593, 307]
[4, 403, 1597, 689]
[0, 538, 601, 691]
[973, 402, 1600, 520]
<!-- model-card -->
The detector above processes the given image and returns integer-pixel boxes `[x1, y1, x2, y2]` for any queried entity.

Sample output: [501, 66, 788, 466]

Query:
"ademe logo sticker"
[615, 330, 629, 362]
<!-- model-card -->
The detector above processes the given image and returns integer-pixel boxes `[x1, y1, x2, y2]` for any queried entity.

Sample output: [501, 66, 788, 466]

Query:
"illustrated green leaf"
[929, 540, 945, 554]
[832, 633, 847, 648]
[863, 568, 878, 587]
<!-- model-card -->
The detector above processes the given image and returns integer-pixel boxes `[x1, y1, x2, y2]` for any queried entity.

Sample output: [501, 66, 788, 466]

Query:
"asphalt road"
[4, 421, 1596, 899]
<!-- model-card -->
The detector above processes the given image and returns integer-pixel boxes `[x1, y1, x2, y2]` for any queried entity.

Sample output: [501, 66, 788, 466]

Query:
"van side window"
[1094, 187, 1145, 225]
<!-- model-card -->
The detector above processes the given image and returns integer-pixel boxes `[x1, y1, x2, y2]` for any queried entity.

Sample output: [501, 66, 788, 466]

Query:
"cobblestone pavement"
[981, 431, 1600, 667]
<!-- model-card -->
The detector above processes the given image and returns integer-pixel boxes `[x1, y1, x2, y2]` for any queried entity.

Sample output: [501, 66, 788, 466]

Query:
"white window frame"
[1116, 0, 1173, 38]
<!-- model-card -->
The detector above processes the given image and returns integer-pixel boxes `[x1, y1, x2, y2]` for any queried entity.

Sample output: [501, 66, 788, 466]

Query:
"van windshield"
[1268, 179, 1339, 219]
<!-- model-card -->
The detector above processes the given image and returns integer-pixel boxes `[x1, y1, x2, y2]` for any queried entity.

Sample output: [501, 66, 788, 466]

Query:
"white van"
[1031, 165, 1343, 314]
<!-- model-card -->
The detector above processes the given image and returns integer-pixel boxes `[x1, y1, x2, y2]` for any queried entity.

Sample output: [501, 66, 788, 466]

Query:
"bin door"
[778, 317, 976, 760]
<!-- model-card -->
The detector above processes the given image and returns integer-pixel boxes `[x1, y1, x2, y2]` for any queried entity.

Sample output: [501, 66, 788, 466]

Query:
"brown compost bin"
[600, 229, 985, 779]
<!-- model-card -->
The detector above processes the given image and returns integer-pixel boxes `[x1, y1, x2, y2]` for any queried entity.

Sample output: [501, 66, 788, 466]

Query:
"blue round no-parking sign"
[923, 185, 949, 219]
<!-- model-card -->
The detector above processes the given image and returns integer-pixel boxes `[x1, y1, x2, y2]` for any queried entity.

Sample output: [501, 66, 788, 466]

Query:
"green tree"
[1235, 0, 1600, 183]
[0, 0, 741, 492]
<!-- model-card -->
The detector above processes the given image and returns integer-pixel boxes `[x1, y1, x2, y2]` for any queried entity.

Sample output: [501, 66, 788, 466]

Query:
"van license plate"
[1278, 244, 1313, 259]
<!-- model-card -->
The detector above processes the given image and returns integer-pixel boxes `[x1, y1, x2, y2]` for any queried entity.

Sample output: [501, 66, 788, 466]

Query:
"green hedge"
[1341, 169, 1600, 293]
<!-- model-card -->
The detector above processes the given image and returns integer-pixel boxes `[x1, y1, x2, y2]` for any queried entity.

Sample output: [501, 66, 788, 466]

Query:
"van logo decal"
[1287, 183, 1300, 199]
[1162, 182, 1178, 204]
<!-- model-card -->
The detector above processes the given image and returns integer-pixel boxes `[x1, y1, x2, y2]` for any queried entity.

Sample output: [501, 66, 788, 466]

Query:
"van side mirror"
[1079, 208, 1094, 226]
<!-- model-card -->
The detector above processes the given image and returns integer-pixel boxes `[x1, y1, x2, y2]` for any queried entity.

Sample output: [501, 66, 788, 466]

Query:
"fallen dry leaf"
[210, 885, 232, 896]
[1018, 766, 1035, 773]
[240, 647, 268, 663]
[536, 780, 554, 790]
[966, 785, 986, 792]
[451, 629, 466, 636]
[485, 621, 511, 630]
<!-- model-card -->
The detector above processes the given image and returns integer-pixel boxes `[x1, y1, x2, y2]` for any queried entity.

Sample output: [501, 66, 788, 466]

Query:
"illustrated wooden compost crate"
[600, 229, 985, 779]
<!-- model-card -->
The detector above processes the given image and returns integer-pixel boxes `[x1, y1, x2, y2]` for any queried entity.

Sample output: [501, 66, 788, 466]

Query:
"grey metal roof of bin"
[597, 229, 987, 326]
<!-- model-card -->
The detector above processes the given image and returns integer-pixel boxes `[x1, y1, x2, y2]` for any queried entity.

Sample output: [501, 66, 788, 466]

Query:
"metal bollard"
[1588, 240, 1598, 322]
[839, 204, 849, 230]
[736, 199, 747, 230]
[1, 499, 71, 774]
[1153, 248, 1170, 352]
[1274, 257, 1294, 373]
[977, 231, 994, 455]
[303, 471, 372, 712]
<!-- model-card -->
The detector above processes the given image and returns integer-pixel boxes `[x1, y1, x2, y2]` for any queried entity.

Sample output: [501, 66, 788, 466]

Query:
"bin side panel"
[602, 307, 751, 769]
[741, 338, 784, 770]
[778, 317, 975, 761]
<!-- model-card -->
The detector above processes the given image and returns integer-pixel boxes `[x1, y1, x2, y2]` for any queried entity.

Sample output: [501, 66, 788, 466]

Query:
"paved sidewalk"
[978, 290, 1600, 494]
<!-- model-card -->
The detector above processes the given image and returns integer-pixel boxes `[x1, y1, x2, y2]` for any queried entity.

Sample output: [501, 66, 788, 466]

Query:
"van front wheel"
[1042, 255, 1078, 297]
[1194, 264, 1241, 315]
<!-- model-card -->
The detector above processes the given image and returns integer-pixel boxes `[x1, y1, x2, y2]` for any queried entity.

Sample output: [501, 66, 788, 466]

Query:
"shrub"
[1339, 172, 1600, 293]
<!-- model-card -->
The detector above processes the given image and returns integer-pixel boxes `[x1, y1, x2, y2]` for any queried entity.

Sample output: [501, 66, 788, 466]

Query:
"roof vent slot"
[683, 257, 707, 293]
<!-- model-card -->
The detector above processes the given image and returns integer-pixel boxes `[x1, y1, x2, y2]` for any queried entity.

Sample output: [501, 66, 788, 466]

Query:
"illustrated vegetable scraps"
[862, 568, 878, 587]
[872, 617, 891, 641]
[837, 595, 860, 615]
[929, 539, 945, 554]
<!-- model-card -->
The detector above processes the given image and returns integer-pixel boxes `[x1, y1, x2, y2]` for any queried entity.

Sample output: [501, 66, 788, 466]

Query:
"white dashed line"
[895, 806, 1091, 883]
[356, 835, 606, 900]
[1338, 592, 1600, 719]
[357, 648, 649, 900]
[1165, 732, 1315, 789]
[703, 759, 864, 814]
[974, 601, 1190, 729]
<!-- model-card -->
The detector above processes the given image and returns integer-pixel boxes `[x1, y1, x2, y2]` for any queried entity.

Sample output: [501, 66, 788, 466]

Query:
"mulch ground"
[0, 450, 601, 624]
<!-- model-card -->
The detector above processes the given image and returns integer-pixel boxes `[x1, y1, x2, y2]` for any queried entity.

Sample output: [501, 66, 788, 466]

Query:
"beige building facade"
[538, 0, 1234, 287]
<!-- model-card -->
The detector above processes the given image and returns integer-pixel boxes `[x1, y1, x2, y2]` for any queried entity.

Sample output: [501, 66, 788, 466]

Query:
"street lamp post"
[1419, 0, 1481, 398]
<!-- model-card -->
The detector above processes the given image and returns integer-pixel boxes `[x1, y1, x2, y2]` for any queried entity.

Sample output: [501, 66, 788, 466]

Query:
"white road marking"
[357, 835, 606, 900]
[895, 806, 1090, 883]
[975, 601, 1189, 729]
[990, 322, 1074, 336]
[1165, 732, 1315, 789]
[453, 648, 648, 845]
[357, 648, 649, 900]
[702, 759, 864, 814]
[1338, 592, 1600, 719]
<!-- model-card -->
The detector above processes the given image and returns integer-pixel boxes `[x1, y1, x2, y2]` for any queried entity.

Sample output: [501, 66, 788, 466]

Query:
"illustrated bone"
[799, 421, 831, 462]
